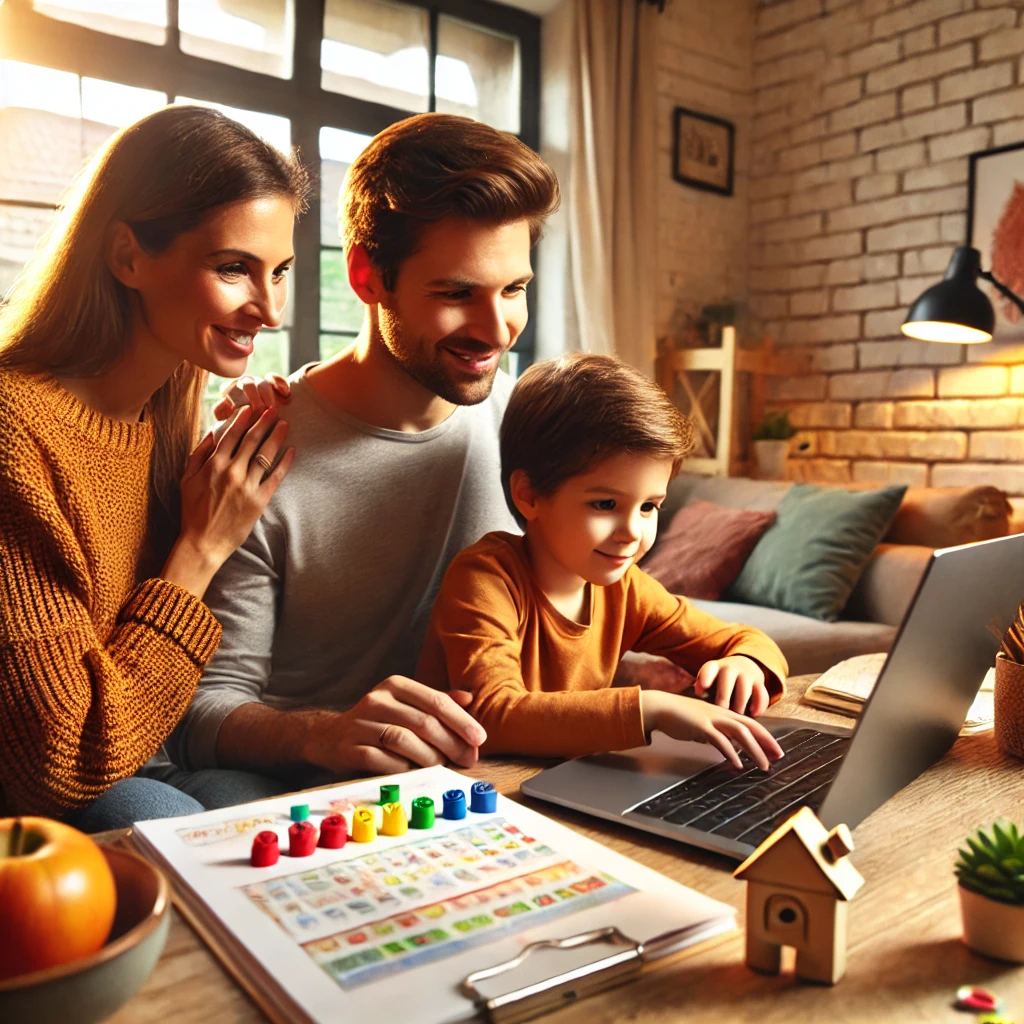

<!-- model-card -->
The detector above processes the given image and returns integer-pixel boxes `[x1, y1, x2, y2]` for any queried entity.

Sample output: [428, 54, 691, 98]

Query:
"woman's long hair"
[0, 105, 310, 560]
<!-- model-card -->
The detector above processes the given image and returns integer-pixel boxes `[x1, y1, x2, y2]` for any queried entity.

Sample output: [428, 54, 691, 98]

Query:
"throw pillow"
[643, 499, 776, 599]
[726, 483, 907, 622]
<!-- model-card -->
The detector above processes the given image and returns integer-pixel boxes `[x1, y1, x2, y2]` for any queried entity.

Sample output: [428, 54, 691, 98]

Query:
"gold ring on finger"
[254, 454, 272, 473]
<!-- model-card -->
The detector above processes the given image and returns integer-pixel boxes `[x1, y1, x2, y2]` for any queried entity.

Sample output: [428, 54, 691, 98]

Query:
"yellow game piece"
[381, 802, 408, 836]
[352, 807, 377, 843]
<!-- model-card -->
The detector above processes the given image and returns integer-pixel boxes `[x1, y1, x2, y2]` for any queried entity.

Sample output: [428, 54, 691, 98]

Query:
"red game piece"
[319, 814, 348, 849]
[251, 830, 280, 867]
[289, 820, 318, 857]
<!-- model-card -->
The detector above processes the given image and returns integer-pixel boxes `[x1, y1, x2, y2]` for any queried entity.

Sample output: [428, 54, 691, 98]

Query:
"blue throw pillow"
[725, 483, 907, 622]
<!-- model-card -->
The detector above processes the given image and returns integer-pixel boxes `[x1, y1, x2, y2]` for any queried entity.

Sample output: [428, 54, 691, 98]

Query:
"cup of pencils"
[996, 606, 1024, 759]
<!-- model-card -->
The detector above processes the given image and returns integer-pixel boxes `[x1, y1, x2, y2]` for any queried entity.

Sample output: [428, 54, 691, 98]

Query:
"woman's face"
[123, 194, 296, 379]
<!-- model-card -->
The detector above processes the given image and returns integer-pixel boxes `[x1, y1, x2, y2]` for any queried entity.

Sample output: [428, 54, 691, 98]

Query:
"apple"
[0, 817, 117, 981]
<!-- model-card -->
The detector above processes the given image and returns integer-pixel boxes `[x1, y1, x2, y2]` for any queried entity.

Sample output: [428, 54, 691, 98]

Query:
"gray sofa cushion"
[689, 598, 898, 677]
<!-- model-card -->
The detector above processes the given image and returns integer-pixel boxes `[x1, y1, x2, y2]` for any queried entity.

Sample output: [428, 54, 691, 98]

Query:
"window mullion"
[428, 6, 438, 114]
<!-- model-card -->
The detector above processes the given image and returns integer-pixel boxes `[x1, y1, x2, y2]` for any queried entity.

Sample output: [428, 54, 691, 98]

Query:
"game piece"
[318, 814, 348, 849]
[352, 807, 377, 843]
[381, 802, 408, 836]
[379, 783, 400, 805]
[410, 796, 435, 829]
[955, 986, 1002, 1013]
[288, 821, 318, 858]
[470, 781, 497, 814]
[734, 808, 863, 985]
[443, 788, 466, 820]
[250, 830, 280, 867]
[290, 803, 310, 822]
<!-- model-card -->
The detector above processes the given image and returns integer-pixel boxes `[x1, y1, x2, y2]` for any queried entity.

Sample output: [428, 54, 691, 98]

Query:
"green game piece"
[379, 783, 400, 805]
[411, 796, 435, 829]
[290, 803, 310, 822]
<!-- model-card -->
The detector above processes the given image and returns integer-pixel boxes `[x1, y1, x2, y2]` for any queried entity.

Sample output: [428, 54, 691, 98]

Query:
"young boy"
[416, 353, 788, 770]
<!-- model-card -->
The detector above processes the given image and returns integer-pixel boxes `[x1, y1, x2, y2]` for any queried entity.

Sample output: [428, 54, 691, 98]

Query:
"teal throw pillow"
[725, 483, 907, 622]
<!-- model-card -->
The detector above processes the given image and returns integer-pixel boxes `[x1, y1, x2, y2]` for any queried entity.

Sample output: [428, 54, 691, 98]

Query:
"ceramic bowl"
[0, 846, 171, 1023]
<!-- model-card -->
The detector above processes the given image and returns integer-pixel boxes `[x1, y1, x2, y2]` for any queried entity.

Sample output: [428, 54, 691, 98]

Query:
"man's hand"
[302, 676, 487, 776]
[693, 655, 770, 716]
[614, 652, 693, 694]
[213, 373, 291, 422]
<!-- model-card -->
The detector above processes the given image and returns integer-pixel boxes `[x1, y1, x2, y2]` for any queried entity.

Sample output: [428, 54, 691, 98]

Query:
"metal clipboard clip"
[460, 926, 643, 1024]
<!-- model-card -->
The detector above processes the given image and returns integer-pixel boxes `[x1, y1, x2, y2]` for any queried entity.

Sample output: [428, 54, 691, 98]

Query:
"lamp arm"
[979, 269, 1024, 318]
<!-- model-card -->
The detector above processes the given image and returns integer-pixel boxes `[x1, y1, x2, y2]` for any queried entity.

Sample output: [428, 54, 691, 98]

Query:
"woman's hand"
[161, 406, 295, 598]
[212, 372, 290, 421]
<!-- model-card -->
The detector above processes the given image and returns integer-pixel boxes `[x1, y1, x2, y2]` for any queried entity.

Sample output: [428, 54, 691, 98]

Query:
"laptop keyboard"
[630, 727, 851, 847]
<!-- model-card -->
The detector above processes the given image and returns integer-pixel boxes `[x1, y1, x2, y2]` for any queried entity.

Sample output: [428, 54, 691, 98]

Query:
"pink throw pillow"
[643, 499, 776, 599]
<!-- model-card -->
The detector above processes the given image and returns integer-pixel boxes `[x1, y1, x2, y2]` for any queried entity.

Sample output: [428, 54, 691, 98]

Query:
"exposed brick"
[926, 124, 993, 162]
[903, 25, 937, 56]
[791, 116, 830, 144]
[939, 63, 1014, 105]
[791, 289, 831, 316]
[750, 263, 827, 292]
[833, 280, 898, 311]
[830, 92, 898, 133]
[901, 82, 936, 114]
[801, 232, 864, 262]
[1012, 365, 1024, 394]
[756, 12, 826, 61]
[861, 103, 967, 152]
[782, 314, 863, 345]
[788, 402, 854, 428]
[932, 462, 1024, 493]
[757, 213, 824, 242]
[897, 275, 940, 305]
[778, 141, 824, 171]
[970, 431, 1024, 461]
[758, 0, 826, 35]
[855, 401, 895, 428]
[894, 398, 1024, 428]
[979, 27, 1024, 62]
[847, 39, 902, 76]
[826, 256, 868, 285]
[855, 172, 899, 201]
[966, 342, 1024, 365]
[864, 307, 907, 338]
[974, 88, 1024, 125]
[859, 338, 964, 367]
[829, 429, 967, 459]
[904, 157, 969, 190]
[787, 458, 853, 483]
[789, 180, 854, 215]
[866, 216, 941, 252]
[751, 173, 798, 202]
[829, 369, 934, 399]
[865, 253, 900, 280]
[768, 374, 830, 401]
[828, 185, 964, 232]
[754, 109, 793, 142]
[994, 119, 1024, 147]
[751, 197, 788, 224]
[937, 364, 1010, 396]
[940, 212, 967, 241]
[866, 43, 972, 95]
[876, 140, 928, 172]
[902, 247, 955, 277]
[755, 49, 828, 91]
[851, 461, 930, 487]
[821, 133, 858, 160]
[821, 77, 864, 113]
[750, 293, 790, 320]
[811, 343, 858, 372]
[872, 0, 971, 41]
[939, 8, 1017, 46]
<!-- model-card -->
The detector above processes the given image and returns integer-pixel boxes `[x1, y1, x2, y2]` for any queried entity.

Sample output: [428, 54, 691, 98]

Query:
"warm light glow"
[901, 320, 992, 344]
[174, 96, 291, 152]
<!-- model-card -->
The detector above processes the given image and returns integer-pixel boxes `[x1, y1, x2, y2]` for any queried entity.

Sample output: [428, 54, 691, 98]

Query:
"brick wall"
[655, 0, 756, 337]
[748, 0, 1024, 497]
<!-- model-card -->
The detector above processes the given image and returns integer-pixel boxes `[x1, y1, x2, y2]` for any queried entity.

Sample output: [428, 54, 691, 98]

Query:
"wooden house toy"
[733, 806, 864, 984]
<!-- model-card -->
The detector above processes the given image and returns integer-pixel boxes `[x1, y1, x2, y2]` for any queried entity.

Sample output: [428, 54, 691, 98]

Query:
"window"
[1, 0, 542, 390]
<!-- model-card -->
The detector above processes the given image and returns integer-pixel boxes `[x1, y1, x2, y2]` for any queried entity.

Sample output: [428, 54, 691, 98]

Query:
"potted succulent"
[955, 820, 1024, 963]
[751, 411, 796, 481]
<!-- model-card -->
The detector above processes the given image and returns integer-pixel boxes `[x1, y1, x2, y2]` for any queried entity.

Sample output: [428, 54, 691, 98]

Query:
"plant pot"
[995, 653, 1024, 760]
[959, 883, 1024, 963]
[752, 439, 790, 481]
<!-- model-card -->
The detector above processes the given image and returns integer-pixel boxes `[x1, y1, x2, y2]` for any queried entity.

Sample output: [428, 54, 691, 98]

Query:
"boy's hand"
[694, 655, 770, 716]
[640, 691, 783, 771]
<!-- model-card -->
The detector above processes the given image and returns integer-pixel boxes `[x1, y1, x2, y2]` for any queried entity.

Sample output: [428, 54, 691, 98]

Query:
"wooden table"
[108, 676, 1024, 1024]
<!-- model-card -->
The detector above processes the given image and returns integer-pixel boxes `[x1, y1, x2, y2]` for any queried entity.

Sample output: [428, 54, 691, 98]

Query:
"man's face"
[376, 217, 533, 406]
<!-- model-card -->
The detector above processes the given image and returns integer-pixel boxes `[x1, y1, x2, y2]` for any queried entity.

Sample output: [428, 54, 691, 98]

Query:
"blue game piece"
[470, 781, 497, 814]
[442, 789, 467, 820]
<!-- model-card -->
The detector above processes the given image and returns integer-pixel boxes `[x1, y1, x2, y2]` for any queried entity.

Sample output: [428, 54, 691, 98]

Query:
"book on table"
[130, 764, 735, 1024]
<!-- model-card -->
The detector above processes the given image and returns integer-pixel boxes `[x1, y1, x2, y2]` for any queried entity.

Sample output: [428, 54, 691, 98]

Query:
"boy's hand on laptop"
[302, 676, 487, 775]
[693, 656, 771, 716]
[640, 691, 784, 771]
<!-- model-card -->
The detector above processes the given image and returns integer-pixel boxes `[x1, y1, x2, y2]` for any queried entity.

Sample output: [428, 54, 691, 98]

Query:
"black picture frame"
[672, 106, 735, 197]
[966, 141, 1024, 340]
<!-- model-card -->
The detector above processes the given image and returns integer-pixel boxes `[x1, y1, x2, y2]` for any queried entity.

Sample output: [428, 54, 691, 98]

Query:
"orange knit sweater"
[0, 368, 222, 817]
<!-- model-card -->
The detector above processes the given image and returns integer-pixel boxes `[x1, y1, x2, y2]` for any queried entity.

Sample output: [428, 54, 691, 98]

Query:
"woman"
[0, 105, 310, 830]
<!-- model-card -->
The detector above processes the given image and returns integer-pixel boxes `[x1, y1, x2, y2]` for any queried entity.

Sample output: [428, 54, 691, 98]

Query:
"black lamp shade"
[901, 246, 995, 344]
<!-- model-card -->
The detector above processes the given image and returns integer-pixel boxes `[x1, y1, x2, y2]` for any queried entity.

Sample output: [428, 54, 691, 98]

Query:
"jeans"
[139, 764, 292, 809]
[64, 776, 204, 834]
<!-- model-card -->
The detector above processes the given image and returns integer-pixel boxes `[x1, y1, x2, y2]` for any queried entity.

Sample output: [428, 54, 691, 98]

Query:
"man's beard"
[379, 309, 500, 407]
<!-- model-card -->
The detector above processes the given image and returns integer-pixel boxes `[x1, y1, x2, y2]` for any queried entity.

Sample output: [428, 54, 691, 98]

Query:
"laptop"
[522, 531, 1024, 861]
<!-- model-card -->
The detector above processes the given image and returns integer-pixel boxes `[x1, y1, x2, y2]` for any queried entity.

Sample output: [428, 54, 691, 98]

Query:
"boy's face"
[522, 453, 673, 590]
[376, 216, 534, 406]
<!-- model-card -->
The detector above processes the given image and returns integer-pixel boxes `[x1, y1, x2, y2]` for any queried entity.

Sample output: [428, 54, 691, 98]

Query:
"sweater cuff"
[119, 578, 222, 667]
[617, 686, 648, 750]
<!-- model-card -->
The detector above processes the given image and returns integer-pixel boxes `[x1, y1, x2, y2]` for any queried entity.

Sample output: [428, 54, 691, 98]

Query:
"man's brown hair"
[341, 113, 560, 290]
[500, 353, 695, 528]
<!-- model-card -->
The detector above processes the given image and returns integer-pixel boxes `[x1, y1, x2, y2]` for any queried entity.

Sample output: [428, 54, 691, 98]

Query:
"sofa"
[646, 473, 1012, 676]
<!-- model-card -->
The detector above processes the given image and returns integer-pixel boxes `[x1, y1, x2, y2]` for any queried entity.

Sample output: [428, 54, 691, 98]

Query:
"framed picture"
[672, 107, 734, 197]
[967, 141, 1024, 340]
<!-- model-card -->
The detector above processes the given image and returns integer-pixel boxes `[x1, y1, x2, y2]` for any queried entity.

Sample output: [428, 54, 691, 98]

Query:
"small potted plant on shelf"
[751, 411, 796, 481]
[955, 819, 1024, 963]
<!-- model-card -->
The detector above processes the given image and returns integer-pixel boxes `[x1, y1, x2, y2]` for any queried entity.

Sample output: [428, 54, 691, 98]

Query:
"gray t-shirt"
[168, 364, 517, 771]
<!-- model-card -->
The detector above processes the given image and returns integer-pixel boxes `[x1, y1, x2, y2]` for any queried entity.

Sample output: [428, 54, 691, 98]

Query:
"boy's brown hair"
[501, 353, 695, 527]
[342, 113, 560, 291]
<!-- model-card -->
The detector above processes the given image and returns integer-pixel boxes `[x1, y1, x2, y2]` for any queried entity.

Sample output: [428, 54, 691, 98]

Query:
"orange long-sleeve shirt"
[416, 531, 788, 759]
[0, 368, 222, 816]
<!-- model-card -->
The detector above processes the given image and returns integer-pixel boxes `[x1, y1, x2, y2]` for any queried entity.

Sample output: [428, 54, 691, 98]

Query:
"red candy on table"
[250, 830, 280, 867]
[319, 814, 348, 849]
[288, 820, 318, 857]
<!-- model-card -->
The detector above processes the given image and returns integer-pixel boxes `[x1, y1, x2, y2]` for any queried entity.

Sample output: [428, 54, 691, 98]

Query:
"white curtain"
[567, 0, 659, 375]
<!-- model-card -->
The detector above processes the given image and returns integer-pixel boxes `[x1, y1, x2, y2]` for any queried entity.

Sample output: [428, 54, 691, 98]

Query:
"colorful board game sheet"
[133, 766, 734, 1024]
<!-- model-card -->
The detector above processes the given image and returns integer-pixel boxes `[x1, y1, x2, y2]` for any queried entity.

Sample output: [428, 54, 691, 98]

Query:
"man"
[161, 113, 561, 796]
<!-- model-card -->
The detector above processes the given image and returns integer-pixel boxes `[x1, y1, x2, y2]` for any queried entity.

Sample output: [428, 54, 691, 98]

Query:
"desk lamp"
[901, 245, 1024, 344]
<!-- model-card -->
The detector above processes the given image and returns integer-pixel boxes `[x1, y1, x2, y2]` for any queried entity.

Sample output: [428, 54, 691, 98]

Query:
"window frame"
[0, 0, 542, 369]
